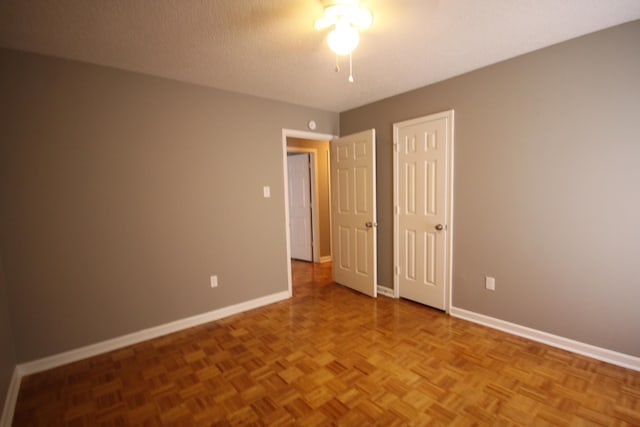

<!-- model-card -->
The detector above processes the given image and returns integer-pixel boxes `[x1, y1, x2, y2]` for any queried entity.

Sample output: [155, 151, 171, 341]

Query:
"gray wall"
[0, 251, 16, 408]
[341, 21, 640, 356]
[0, 48, 339, 362]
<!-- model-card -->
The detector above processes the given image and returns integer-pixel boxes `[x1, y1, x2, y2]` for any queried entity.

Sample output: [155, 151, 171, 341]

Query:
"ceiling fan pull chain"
[348, 52, 354, 83]
[335, 54, 340, 73]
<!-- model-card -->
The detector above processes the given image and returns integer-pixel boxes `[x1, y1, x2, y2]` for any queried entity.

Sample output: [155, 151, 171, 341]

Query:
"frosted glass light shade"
[327, 23, 359, 56]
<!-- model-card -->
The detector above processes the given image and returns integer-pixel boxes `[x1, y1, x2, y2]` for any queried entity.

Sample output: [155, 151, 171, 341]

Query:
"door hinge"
[393, 142, 400, 152]
[395, 265, 400, 275]
[395, 206, 400, 215]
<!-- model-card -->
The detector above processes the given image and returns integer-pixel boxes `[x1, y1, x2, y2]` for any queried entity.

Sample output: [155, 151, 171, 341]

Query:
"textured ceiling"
[1, 0, 639, 112]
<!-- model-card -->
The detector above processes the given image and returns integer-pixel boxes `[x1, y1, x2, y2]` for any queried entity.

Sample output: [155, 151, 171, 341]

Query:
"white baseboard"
[450, 306, 640, 372]
[377, 285, 395, 298]
[318, 256, 332, 264]
[3, 291, 290, 424]
[19, 290, 290, 376]
[0, 367, 21, 427]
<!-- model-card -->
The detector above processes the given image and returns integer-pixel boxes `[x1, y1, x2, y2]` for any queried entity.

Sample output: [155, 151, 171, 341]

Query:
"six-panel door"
[395, 111, 453, 310]
[331, 129, 377, 297]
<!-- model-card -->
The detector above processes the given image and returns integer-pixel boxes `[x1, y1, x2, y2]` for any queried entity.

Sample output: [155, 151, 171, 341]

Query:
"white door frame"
[393, 110, 454, 312]
[282, 129, 337, 296]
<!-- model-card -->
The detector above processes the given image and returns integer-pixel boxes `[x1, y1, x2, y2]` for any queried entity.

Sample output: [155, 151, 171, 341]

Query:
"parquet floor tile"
[12, 261, 640, 426]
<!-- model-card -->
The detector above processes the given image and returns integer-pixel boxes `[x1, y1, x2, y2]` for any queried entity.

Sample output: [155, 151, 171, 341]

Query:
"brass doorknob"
[435, 224, 444, 231]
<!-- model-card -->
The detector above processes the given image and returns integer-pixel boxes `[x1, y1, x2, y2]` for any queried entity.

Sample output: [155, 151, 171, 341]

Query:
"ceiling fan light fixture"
[316, 2, 372, 31]
[327, 20, 360, 56]
[315, 1, 372, 55]
[315, 1, 372, 82]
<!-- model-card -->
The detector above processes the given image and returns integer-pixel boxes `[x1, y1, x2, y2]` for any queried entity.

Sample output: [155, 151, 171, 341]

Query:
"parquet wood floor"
[13, 261, 640, 426]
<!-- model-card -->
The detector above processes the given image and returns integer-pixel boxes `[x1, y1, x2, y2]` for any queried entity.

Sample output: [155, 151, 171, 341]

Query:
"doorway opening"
[282, 129, 336, 296]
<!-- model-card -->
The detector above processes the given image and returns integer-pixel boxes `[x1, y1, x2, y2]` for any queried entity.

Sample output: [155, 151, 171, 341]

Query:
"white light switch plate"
[263, 186, 271, 198]
[485, 276, 495, 291]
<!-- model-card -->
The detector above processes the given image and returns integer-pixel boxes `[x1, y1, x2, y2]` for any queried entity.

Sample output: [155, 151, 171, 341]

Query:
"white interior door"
[394, 110, 454, 310]
[288, 153, 313, 261]
[331, 129, 377, 297]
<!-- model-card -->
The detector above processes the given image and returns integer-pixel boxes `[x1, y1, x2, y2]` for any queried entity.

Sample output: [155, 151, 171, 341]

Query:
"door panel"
[337, 169, 351, 212]
[331, 129, 377, 297]
[394, 111, 453, 310]
[338, 226, 351, 269]
[355, 228, 369, 275]
[288, 153, 313, 261]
